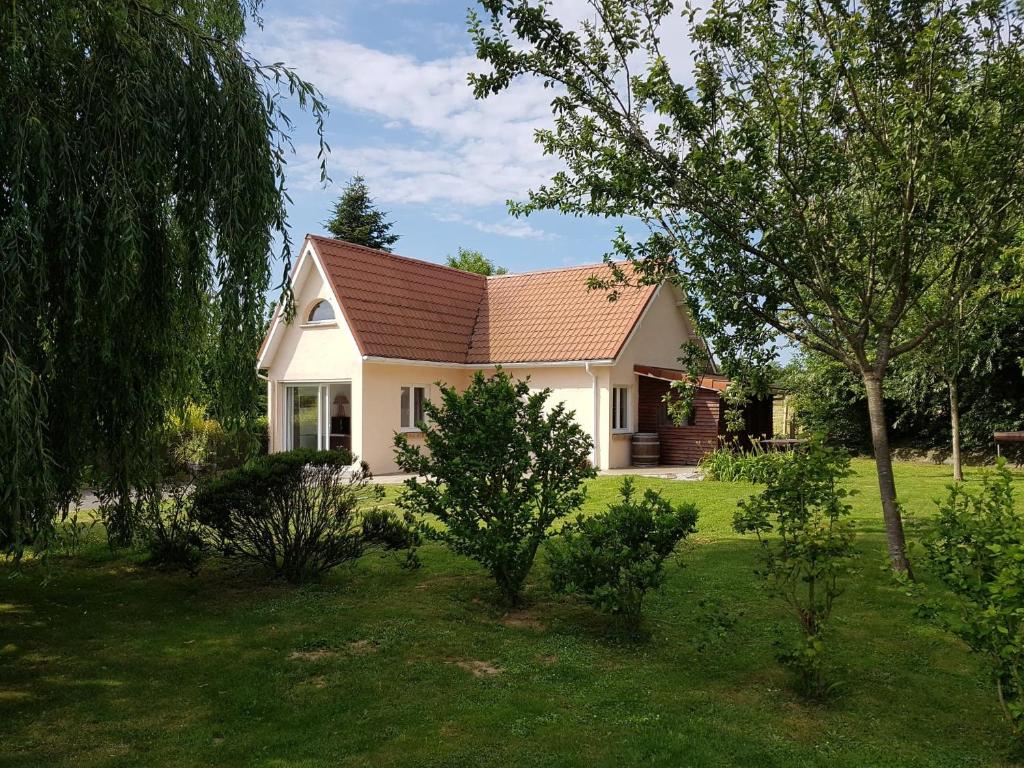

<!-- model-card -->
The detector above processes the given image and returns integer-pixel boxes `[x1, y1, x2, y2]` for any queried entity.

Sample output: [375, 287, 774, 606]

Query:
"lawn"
[2, 459, 1023, 767]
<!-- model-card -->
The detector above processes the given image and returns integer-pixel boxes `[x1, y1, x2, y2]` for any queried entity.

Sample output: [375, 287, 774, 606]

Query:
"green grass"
[2, 459, 1023, 767]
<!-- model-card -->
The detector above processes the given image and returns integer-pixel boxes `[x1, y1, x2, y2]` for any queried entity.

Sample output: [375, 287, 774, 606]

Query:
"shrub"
[927, 461, 1024, 742]
[164, 403, 267, 476]
[700, 443, 789, 483]
[193, 449, 417, 583]
[548, 478, 698, 627]
[732, 442, 856, 698]
[394, 370, 595, 606]
[140, 481, 204, 575]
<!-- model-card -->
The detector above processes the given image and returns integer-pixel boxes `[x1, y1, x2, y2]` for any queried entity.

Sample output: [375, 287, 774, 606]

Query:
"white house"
[256, 235, 736, 474]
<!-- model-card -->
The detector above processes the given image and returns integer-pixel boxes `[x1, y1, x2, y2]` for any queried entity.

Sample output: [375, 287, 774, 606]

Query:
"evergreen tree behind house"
[323, 175, 400, 252]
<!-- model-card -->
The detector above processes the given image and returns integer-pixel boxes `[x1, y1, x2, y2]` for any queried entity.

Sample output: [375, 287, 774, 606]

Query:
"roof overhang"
[634, 364, 730, 393]
[362, 355, 615, 369]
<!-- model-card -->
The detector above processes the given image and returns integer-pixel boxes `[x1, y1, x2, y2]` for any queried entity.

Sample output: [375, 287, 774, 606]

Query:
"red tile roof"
[300, 235, 658, 365]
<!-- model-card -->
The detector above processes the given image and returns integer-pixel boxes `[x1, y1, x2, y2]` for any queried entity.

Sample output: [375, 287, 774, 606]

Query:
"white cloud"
[253, 6, 698, 208]
[250, 17, 561, 207]
[436, 212, 554, 240]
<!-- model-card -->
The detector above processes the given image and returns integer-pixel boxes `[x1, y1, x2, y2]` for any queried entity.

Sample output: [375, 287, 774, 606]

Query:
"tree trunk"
[949, 379, 963, 482]
[862, 373, 913, 576]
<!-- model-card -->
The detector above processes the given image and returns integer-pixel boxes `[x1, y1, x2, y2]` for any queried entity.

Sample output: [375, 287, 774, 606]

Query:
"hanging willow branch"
[0, 0, 328, 553]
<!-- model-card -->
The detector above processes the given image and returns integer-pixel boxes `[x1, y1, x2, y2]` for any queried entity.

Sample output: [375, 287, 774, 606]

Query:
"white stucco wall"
[358, 363, 473, 474]
[605, 284, 696, 468]
[263, 254, 363, 455]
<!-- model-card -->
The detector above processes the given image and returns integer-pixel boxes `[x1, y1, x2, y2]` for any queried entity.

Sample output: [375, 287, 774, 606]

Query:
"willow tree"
[470, 0, 1024, 573]
[1, 0, 326, 552]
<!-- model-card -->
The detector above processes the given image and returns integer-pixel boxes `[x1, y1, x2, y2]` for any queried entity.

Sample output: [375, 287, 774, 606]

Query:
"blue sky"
[246, 0, 643, 287]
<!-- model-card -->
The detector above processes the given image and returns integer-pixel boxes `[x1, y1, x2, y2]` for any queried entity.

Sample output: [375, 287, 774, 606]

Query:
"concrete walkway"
[371, 465, 702, 485]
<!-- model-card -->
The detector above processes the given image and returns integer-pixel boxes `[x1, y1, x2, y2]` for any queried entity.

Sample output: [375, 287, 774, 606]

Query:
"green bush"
[193, 449, 417, 583]
[927, 461, 1024, 742]
[548, 478, 698, 627]
[140, 481, 204, 575]
[732, 442, 856, 698]
[394, 370, 595, 606]
[164, 403, 267, 475]
[699, 443, 789, 483]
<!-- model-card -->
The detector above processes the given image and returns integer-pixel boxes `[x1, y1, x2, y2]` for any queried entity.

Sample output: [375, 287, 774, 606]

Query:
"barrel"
[631, 432, 660, 467]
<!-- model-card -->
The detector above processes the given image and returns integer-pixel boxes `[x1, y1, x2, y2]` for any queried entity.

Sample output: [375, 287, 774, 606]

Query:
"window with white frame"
[305, 299, 336, 324]
[400, 385, 427, 431]
[611, 386, 630, 432]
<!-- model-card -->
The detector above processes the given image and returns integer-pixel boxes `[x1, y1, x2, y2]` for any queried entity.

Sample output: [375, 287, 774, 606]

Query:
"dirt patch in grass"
[536, 653, 558, 665]
[449, 659, 504, 677]
[501, 609, 546, 632]
[348, 639, 378, 655]
[288, 648, 338, 662]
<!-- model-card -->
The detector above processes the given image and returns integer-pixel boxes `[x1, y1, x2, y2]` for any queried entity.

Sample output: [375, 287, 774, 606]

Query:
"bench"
[994, 432, 1024, 458]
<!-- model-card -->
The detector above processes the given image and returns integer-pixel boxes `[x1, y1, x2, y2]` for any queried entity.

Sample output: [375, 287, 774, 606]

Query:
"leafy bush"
[140, 481, 204, 575]
[732, 443, 856, 698]
[548, 478, 698, 627]
[164, 403, 267, 475]
[927, 461, 1024, 742]
[394, 370, 595, 606]
[700, 443, 789, 483]
[193, 449, 417, 583]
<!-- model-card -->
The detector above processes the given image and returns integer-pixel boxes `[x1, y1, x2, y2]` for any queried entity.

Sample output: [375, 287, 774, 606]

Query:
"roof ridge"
[485, 259, 629, 280]
[307, 233, 487, 283]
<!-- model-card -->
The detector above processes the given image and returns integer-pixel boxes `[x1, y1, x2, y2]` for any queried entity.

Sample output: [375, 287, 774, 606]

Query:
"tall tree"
[470, 0, 1024, 574]
[445, 247, 508, 275]
[0, 0, 326, 552]
[323, 175, 400, 251]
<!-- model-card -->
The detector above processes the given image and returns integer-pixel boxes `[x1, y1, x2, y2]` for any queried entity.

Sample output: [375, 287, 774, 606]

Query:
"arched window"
[307, 299, 336, 324]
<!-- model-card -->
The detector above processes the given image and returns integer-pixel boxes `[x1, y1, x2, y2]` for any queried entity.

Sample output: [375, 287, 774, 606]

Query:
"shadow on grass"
[0, 527, 1018, 768]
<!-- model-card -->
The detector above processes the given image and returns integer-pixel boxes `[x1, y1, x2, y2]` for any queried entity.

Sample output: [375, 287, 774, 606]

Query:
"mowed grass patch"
[1, 459, 1022, 767]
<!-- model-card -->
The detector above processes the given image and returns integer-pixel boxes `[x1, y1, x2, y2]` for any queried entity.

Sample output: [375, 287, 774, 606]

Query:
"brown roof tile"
[306, 235, 658, 365]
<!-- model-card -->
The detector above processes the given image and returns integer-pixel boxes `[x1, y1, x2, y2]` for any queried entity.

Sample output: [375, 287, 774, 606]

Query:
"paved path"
[371, 465, 702, 485]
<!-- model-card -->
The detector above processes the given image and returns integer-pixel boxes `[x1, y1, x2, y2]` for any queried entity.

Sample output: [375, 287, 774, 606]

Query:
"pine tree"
[323, 176, 400, 251]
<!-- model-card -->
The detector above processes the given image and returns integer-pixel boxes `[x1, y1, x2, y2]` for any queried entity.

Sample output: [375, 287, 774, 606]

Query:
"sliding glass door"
[284, 382, 352, 451]
[287, 385, 321, 450]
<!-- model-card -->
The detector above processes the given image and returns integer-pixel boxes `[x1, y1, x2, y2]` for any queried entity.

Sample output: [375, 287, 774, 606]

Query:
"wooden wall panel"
[637, 377, 722, 465]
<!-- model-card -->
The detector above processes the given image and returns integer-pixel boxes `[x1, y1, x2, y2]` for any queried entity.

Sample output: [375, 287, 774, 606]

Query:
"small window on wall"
[612, 386, 630, 432]
[400, 385, 427, 431]
[306, 299, 335, 324]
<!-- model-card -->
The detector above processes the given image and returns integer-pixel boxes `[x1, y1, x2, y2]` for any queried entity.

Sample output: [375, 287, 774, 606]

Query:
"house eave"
[360, 355, 615, 369]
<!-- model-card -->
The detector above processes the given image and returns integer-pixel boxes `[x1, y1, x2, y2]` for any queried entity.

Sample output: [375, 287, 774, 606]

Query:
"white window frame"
[283, 380, 352, 450]
[302, 299, 337, 327]
[399, 385, 428, 432]
[611, 386, 631, 433]
[284, 383, 329, 450]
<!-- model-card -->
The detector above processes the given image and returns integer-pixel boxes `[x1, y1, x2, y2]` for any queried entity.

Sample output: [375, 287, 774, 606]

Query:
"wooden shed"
[635, 365, 774, 465]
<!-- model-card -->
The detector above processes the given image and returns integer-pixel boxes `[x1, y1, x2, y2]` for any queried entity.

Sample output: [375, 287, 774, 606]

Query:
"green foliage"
[140, 481, 205, 575]
[323, 175, 400, 251]
[1, 0, 326, 554]
[699, 444, 790, 484]
[193, 450, 417, 583]
[445, 247, 508, 275]
[0, 347, 53, 556]
[733, 444, 856, 698]
[548, 478, 698, 626]
[778, 354, 874, 452]
[394, 370, 595, 606]
[927, 461, 1024, 742]
[163, 403, 268, 475]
